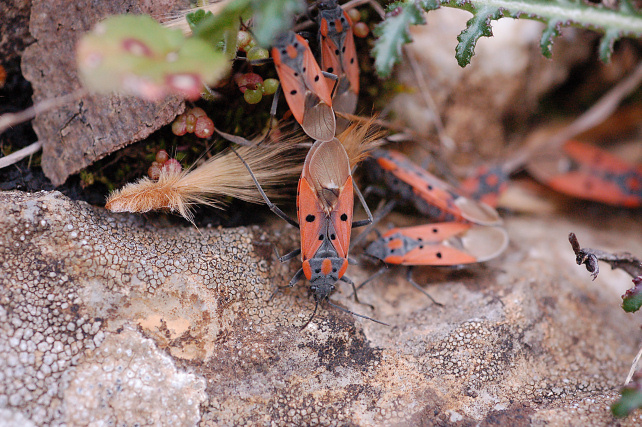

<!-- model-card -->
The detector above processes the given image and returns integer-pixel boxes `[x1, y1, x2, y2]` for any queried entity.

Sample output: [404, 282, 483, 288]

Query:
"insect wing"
[302, 92, 336, 143]
[299, 139, 353, 259]
[380, 223, 508, 266]
[375, 150, 502, 225]
[273, 33, 335, 141]
[297, 177, 327, 261]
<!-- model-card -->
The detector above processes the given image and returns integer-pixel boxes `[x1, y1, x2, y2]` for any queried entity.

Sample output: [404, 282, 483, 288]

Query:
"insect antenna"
[326, 301, 389, 326]
[300, 300, 320, 330]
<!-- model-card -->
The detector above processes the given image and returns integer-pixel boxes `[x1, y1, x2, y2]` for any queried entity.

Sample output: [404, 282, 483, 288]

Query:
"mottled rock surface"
[21, 0, 185, 186]
[1, 190, 642, 426]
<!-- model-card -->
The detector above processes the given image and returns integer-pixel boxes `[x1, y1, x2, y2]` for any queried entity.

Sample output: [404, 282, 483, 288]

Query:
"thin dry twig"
[403, 48, 455, 153]
[503, 61, 642, 173]
[0, 141, 43, 170]
[0, 89, 86, 136]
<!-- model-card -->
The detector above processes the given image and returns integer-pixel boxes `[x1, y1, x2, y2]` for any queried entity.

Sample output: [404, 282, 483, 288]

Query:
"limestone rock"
[1, 190, 641, 425]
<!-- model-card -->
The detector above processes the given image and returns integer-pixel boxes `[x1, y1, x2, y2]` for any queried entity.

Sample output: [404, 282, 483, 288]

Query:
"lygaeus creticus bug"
[233, 135, 387, 329]
[272, 31, 336, 142]
[317, 0, 359, 126]
[353, 200, 508, 304]
[527, 139, 642, 207]
[364, 149, 502, 225]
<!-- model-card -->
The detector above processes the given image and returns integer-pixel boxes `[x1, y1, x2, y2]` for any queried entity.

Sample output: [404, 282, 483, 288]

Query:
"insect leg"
[405, 267, 443, 306]
[274, 245, 301, 263]
[350, 199, 396, 250]
[267, 268, 306, 302]
[230, 146, 300, 229]
[353, 266, 388, 296]
[351, 180, 374, 228]
[341, 275, 374, 309]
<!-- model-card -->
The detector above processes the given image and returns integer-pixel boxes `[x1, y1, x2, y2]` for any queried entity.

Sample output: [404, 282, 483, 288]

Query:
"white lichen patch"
[61, 328, 206, 426]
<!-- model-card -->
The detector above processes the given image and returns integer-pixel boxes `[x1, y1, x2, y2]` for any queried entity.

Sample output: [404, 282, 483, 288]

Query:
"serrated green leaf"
[186, 9, 213, 32]
[417, 0, 441, 11]
[599, 29, 620, 63]
[251, 0, 306, 47]
[612, 387, 642, 418]
[372, 1, 426, 78]
[455, 6, 502, 67]
[192, 0, 252, 47]
[438, 0, 642, 66]
[540, 20, 561, 58]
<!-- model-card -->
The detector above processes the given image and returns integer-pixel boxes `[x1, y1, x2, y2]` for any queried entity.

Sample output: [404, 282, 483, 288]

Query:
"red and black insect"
[234, 137, 386, 328]
[353, 198, 508, 303]
[364, 149, 502, 225]
[459, 164, 510, 208]
[527, 140, 642, 207]
[271, 31, 336, 142]
[317, 0, 359, 123]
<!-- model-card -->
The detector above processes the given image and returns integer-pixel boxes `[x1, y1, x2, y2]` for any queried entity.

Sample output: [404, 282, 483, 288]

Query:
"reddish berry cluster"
[148, 150, 182, 180]
[171, 107, 215, 138]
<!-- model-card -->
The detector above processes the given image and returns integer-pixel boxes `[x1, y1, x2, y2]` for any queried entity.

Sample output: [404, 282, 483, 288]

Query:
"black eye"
[436, 252, 442, 259]
[340, 213, 348, 221]
[319, 235, 324, 240]
[290, 90, 297, 95]
[332, 268, 337, 273]
[330, 234, 336, 240]
[306, 214, 315, 222]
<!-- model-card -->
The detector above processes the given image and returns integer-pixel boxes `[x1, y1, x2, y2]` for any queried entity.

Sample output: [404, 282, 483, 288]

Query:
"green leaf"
[191, 0, 252, 47]
[599, 29, 620, 63]
[622, 277, 642, 313]
[372, 0, 642, 73]
[456, 6, 502, 67]
[186, 9, 214, 32]
[612, 387, 642, 418]
[540, 20, 562, 58]
[250, 0, 306, 47]
[372, 1, 426, 78]
[77, 15, 229, 100]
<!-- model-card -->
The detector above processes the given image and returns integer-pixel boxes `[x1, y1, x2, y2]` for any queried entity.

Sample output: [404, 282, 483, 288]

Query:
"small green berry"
[247, 46, 269, 62]
[244, 88, 263, 104]
[262, 78, 279, 95]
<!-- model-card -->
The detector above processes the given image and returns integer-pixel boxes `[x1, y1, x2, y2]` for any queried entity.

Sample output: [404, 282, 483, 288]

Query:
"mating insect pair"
[351, 149, 508, 302]
[234, 124, 386, 328]
[270, 0, 359, 141]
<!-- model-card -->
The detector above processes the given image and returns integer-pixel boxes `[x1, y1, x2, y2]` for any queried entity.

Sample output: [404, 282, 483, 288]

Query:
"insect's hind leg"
[341, 275, 374, 310]
[230, 146, 300, 229]
[405, 267, 443, 306]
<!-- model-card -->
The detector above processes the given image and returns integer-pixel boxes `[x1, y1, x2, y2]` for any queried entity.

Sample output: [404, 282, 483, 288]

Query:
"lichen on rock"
[1, 191, 642, 425]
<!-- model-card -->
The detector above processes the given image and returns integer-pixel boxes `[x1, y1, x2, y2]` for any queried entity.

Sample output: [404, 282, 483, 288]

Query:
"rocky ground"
[1, 190, 641, 426]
